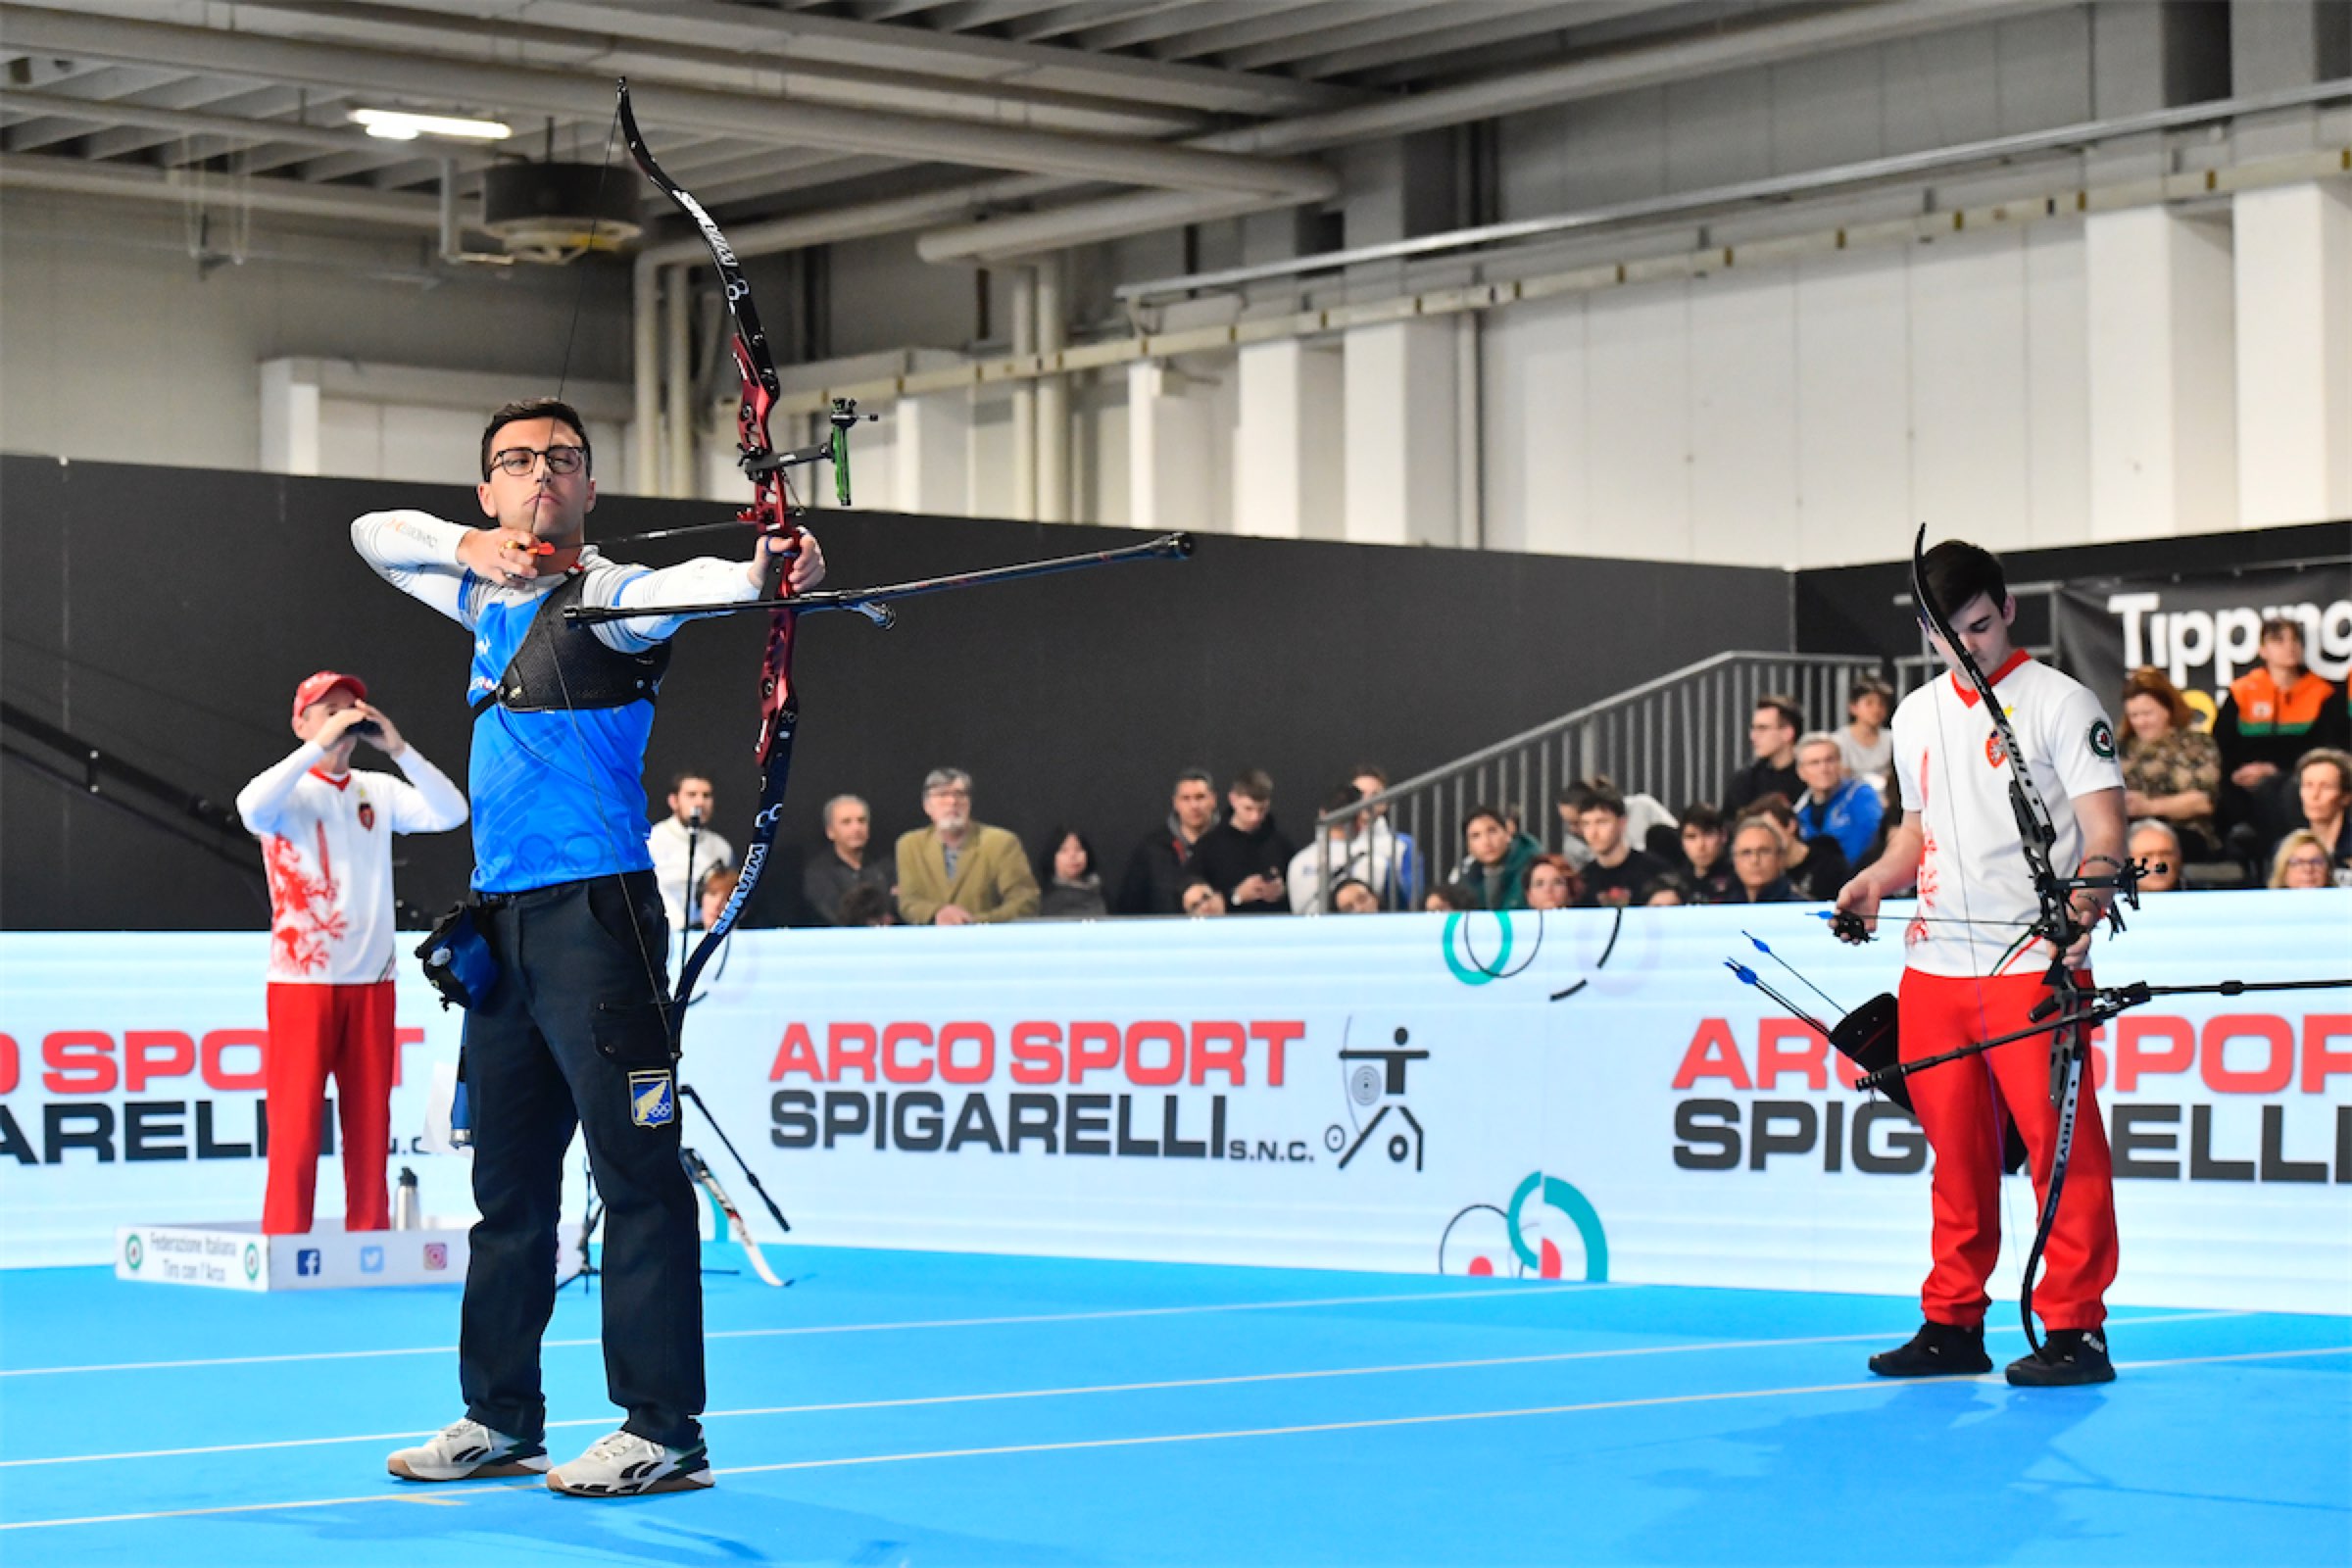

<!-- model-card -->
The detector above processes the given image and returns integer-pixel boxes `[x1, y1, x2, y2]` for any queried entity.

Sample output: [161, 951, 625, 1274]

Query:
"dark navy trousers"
[457, 870, 705, 1449]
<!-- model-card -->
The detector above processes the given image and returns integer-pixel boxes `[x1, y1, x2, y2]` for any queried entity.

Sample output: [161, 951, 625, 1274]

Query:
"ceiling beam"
[0, 5, 1337, 200]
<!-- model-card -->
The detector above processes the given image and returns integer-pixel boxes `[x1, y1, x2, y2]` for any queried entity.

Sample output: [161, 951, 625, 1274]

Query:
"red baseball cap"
[291, 670, 367, 722]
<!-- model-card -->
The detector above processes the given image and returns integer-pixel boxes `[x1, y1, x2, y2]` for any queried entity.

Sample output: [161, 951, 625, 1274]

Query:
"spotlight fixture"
[349, 108, 513, 142]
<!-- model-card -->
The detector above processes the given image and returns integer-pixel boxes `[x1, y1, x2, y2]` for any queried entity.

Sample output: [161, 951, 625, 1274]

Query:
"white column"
[892, 390, 972, 516]
[1343, 318, 1458, 547]
[2084, 207, 2237, 540]
[1127, 361, 1213, 532]
[1008, 269, 1038, 521]
[2233, 182, 2352, 527]
[258, 359, 320, 475]
[1233, 338, 1342, 539]
[1036, 254, 1069, 524]
[662, 263, 693, 499]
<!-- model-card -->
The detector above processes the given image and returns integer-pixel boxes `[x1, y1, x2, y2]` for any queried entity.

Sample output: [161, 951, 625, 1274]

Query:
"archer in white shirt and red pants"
[1835, 538, 2128, 1388]
[237, 671, 467, 1235]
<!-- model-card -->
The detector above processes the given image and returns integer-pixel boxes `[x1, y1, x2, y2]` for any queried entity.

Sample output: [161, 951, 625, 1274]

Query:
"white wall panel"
[1793, 248, 1911, 567]
[1907, 228, 2034, 555]
[1688, 270, 1798, 565]
[1583, 281, 1690, 560]
[2022, 220, 2092, 550]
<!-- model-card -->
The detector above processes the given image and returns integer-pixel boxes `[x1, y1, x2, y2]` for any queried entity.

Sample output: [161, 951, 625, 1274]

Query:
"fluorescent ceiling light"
[348, 108, 513, 142]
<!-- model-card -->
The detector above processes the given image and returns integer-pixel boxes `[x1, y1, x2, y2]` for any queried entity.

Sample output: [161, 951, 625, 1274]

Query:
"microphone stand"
[679, 811, 702, 974]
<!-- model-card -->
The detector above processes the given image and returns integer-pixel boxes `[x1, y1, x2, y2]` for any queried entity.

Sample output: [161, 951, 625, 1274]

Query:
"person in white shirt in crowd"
[1835, 675, 1896, 788]
[2127, 819, 2182, 893]
[647, 773, 732, 934]
[1350, 763, 1420, 907]
[236, 671, 467, 1236]
[1291, 782, 1401, 913]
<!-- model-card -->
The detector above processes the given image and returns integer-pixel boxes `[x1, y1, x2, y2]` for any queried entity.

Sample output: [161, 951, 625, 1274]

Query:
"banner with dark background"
[2, 457, 1790, 930]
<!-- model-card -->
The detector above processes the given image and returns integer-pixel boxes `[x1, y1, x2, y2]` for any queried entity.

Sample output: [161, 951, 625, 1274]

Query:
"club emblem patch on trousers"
[629, 1070, 676, 1128]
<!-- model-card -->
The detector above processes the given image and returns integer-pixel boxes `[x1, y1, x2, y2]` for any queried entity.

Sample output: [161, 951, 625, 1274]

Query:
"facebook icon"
[296, 1249, 322, 1277]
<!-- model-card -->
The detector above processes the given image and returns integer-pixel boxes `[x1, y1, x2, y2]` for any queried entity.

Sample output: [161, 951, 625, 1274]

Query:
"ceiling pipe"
[0, 86, 502, 167]
[916, 0, 2075, 263]
[0, 149, 444, 228]
[0, 5, 1335, 200]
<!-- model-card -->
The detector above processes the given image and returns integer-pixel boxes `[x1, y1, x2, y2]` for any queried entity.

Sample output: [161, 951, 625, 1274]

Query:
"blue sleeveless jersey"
[464, 568, 659, 894]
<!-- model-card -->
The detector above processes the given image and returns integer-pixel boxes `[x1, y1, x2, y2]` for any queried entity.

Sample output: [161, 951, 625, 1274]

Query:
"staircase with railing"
[1315, 651, 1890, 909]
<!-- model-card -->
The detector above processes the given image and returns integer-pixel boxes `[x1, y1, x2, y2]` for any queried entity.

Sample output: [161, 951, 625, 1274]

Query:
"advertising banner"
[2055, 563, 2352, 724]
[4, 896, 2346, 1313]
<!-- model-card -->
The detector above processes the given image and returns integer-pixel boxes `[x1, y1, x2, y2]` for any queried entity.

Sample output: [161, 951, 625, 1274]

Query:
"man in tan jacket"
[894, 767, 1041, 925]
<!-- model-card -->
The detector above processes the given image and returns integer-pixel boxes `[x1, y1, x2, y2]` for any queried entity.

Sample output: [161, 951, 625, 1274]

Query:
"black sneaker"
[1868, 1320, 1992, 1377]
[2005, 1327, 2116, 1387]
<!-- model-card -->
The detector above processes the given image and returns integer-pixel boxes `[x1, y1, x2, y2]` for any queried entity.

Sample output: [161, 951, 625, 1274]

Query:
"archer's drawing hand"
[1832, 878, 1880, 945]
[460, 526, 553, 587]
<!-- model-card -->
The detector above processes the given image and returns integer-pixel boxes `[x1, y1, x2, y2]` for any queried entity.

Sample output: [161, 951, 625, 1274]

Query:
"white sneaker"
[547, 1429, 713, 1496]
[387, 1418, 549, 1482]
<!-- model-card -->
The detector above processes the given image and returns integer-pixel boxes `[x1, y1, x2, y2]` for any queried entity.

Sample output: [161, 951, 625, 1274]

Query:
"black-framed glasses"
[489, 444, 587, 477]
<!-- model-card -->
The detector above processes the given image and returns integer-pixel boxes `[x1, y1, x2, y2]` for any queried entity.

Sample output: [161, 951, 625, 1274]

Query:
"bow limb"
[618, 80, 803, 1035]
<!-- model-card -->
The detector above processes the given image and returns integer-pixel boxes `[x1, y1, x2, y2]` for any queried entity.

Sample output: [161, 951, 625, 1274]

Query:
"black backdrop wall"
[1, 456, 1790, 930]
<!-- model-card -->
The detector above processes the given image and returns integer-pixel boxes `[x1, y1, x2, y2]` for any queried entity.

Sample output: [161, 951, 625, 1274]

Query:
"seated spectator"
[2270, 830, 2335, 890]
[804, 793, 893, 927]
[2128, 819, 2182, 893]
[1423, 882, 1482, 913]
[2216, 617, 2349, 846]
[1291, 782, 1401, 913]
[2119, 667, 2222, 860]
[837, 882, 899, 927]
[1575, 788, 1667, 908]
[1352, 764, 1421, 908]
[1641, 878, 1689, 907]
[1196, 769, 1297, 915]
[1792, 732, 1885, 866]
[895, 767, 1039, 925]
[1455, 804, 1539, 910]
[2295, 748, 2352, 883]
[1525, 854, 1579, 911]
[698, 865, 741, 932]
[1118, 767, 1219, 915]
[1835, 675, 1895, 788]
[1035, 827, 1107, 920]
[1180, 878, 1227, 917]
[1678, 804, 1738, 904]
[1741, 794, 1849, 904]
[1730, 819, 1800, 904]
[1725, 695, 1804, 814]
[1555, 774, 1676, 870]
[1331, 877, 1382, 914]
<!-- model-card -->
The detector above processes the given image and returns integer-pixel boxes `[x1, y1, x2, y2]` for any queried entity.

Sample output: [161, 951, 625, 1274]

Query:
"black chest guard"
[470, 572, 671, 717]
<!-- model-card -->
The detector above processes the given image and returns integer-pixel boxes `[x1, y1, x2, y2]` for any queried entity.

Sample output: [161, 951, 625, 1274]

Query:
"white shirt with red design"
[1891, 653, 2124, 979]
[236, 744, 468, 984]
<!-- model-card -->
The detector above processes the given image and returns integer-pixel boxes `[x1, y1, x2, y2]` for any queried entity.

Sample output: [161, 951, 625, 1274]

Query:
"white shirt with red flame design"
[1891, 653, 2124, 979]
[236, 743, 468, 984]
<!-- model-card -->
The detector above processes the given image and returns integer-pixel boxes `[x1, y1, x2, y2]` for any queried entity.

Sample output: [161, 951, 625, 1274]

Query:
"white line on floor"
[19, 1344, 2333, 1528]
[0, 1280, 1631, 1379]
[0, 1308, 2257, 1470]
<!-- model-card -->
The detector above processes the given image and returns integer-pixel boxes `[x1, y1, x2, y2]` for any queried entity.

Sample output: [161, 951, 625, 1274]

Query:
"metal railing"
[1315, 651, 1888, 909]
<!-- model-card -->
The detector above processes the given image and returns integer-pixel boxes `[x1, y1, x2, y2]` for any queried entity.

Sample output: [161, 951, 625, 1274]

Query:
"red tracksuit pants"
[263, 979, 397, 1235]
[1898, 968, 2119, 1332]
